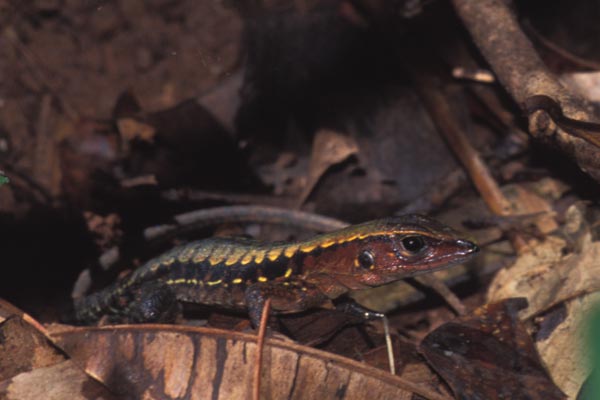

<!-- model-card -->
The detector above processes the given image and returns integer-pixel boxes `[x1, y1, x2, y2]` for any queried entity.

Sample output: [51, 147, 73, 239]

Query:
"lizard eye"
[401, 236, 426, 254]
[357, 250, 374, 269]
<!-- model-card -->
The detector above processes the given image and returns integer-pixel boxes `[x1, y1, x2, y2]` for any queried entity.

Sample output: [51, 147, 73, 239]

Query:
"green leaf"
[582, 303, 600, 399]
[0, 173, 8, 186]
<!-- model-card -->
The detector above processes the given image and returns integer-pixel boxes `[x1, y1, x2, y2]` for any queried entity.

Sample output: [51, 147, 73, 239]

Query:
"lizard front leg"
[244, 279, 330, 328]
[334, 298, 385, 321]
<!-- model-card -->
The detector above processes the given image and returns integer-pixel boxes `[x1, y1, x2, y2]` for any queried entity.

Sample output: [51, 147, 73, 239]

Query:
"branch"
[452, 0, 600, 182]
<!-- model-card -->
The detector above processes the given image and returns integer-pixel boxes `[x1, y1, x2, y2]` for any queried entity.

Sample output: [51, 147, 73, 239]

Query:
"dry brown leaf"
[196, 71, 243, 133]
[0, 316, 66, 381]
[503, 182, 559, 234]
[362, 336, 450, 397]
[0, 360, 116, 400]
[420, 298, 566, 400]
[535, 292, 600, 398]
[487, 208, 600, 318]
[50, 324, 451, 400]
[487, 204, 599, 397]
[58, 119, 119, 207]
[0, 299, 27, 323]
[116, 117, 156, 144]
[83, 211, 122, 250]
[296, 129, 359, 207]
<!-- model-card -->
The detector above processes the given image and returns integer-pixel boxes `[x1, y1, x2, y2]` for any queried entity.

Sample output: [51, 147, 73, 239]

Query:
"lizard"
[73, 214, 479, 327]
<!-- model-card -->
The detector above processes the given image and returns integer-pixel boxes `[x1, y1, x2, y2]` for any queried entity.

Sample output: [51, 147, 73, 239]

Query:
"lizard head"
[310, 214, 479, 290]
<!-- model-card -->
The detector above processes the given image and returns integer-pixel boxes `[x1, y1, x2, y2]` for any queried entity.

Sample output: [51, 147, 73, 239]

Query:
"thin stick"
[0, 162, 53, 204]
[144, 204, 349, 241]
[413, 76, 530, 253]
[413, 75, 512, 217]
[253, 298, 272, 400]
[416, 274, 466, 316]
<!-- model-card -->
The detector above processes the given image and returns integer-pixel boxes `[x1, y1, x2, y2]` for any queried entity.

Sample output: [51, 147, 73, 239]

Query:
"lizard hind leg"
[121, 281, 181, 323]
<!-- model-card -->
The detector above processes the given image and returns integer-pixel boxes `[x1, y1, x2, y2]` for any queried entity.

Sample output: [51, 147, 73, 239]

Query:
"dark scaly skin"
[74, 214, 479, 326]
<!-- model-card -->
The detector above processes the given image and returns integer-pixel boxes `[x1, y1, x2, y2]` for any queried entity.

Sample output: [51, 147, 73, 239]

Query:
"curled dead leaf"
[420, 298, 566, 400]
[296, 129, 359, 207]
[487, 204, 600, 397]
[50, 324, 451, 400]
[0, 360, 115, 400]
[0, 316, 65, 381]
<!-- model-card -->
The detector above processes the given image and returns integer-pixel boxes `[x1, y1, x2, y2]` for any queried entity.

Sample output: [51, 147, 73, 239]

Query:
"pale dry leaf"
[196, 71, 243, 133]
[561, 72, 600, 102]
[296, 129, 359, 207]
[487, 205, 600, 398]
[487, 218, 600, 318]
[0, 299, 26, 323]
[116, 117, 156, 143]
[535, 292, 600, 399]
[0, 360, 115, 400]
[0, 316, 66, 381]
[503, 182, 559, 234]
[258, 152, 307, 197]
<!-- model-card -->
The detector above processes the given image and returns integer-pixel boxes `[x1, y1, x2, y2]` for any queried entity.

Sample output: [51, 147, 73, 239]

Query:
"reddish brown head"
[302, 214, 479, 291]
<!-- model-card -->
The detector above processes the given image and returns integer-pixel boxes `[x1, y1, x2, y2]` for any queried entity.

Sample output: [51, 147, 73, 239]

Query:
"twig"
[452, 67, 495, 83]
[32, 94, 57, 198]
[102, 205, 350, 277]
[415, 274, 466, 316]
[120, 174, 158, 188]
[522, 20, 600, 72]
[413, 74, 532, 251]
[413, 74, 512, 216]
[253, 298, 271, 400]
[0, 162, 53, 204]
[466, 84, 530, 145]
[143, 205, 349, 242]
[451, 0, 600, 183]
